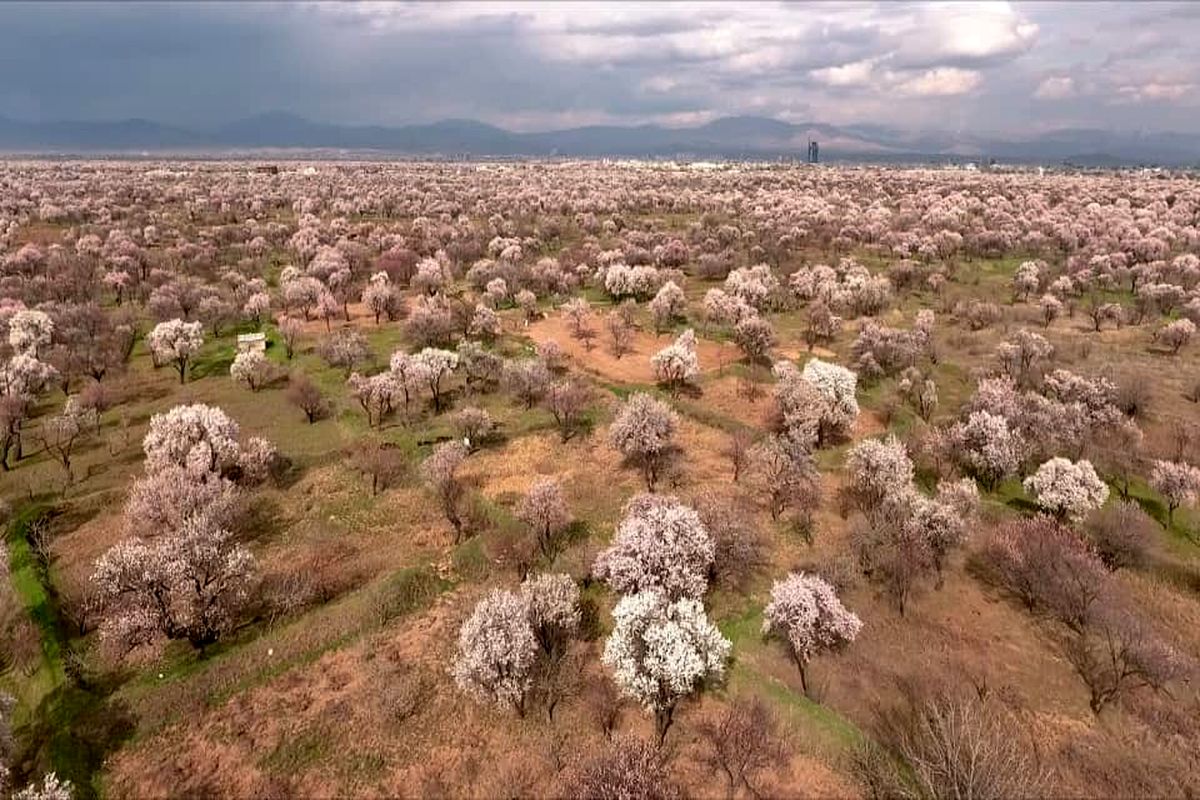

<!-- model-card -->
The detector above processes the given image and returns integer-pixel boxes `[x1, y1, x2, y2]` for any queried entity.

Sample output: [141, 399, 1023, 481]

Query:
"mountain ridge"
[0, 112, 1196, 165]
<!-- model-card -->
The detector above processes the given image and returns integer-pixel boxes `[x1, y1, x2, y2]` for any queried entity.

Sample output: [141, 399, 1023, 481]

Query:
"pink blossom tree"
[517, 477, 571, 558]
[92, 514, 256, 650]
[762, 572, 862, 696]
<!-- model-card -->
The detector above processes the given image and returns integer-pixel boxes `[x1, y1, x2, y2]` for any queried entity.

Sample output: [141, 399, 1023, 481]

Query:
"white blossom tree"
[651, 329, 700, 394]
[800, 358, 859, 442]
[609, 392, 679, 491]
[762, 572, 862, 697]
[7, 309, 54, 358]
[347, 370, 401, 428]
[229, 350, 274, 391]
[845, 435, 914, 509]
[361, 273, 403, 324]
[243, 292, 272, 326]
[451, 588, 538, 715]
[1, 354, 60, 470]
[469, 303, 502, 342]
[521, 572, 581, 658]
[124, 465, 239, 538]
[702, 288, 753, 330]
[594, 494, 714, 600]
[725, 264, 778, 310]
[602, 591, 731, 743]
[649, 281, 687, 333]
[1158, 318, 1195, 354]
[1149, 460, 1200, 525]
[142, 403, 242, 476]
[733, 315, 777, 363]
[774, 359, 859, 446]
[147, 319, 204, 383]
[412, 347, 458, 413]
[1023, 458, 1109, 522]
[453, 406, 496, 450]
[13, 772, 73, 800]
[947, 410, 1023, 490]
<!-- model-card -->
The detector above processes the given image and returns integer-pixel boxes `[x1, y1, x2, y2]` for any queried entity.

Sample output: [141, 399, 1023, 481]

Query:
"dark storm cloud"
[0, 1, 1196, 134]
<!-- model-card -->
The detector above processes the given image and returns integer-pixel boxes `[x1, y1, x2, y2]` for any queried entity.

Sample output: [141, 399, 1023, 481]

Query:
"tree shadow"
[240, 494, 287, 545]
[17, 682, 137, 800]
[1003, 496, 1041, 515]
[188, 352, 235, 381]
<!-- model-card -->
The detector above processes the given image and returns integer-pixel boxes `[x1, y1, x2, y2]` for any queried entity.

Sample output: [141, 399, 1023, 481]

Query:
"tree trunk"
[794, 652, 810, 697]
[655, 705, 675, 746]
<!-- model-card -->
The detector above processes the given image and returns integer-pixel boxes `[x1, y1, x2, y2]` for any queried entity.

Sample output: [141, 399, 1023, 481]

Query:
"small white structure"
[237, 332, 267, 354]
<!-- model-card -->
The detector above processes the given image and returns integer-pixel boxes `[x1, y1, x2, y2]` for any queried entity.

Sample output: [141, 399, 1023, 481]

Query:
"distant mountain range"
[0, 112, 1197, 166]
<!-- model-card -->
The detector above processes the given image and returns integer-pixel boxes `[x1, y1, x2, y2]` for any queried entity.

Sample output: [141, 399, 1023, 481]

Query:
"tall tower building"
[807, 140, 819, 164]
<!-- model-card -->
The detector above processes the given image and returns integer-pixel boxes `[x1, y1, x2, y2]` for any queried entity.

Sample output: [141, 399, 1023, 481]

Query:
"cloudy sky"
[1, 1, 1197, 134]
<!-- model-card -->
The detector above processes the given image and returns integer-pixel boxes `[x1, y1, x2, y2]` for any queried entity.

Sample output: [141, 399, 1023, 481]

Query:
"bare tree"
[348, 437, 408, 496]
[697, 699, 789, 800]
[277, 316, 303, 359]
[569, 737, 680, 800]
[504, 358, 551, 409]
[722, 429, 753, 482]
[748, 434, 819, 522]
[1061, 603, 1187, 715]
[585, 678, 625, 741]
[1084, 501, 1157, 570]
[38, 401, 89, 488]
[694, 490, 767, 590]
[319, 328, 371, 376]
[851, 500, 933, 617]
[285, 372, 328, 423]
[606, 312, 634, 359]
[872, 687, 1048, 800]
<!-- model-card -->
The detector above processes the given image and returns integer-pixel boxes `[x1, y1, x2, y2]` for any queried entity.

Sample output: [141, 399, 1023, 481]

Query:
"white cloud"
[811, 59, 878, 88]
[1114, 80, 1197, 104]
[641, 75, 681, 94]
[1034, 75, 1076, 100]
[894, 67, 983, 96]
[899, 2, 1038, 67]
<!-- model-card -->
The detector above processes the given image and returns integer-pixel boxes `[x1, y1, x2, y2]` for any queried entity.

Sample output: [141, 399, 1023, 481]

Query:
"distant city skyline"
[1, 2, 1198, 135]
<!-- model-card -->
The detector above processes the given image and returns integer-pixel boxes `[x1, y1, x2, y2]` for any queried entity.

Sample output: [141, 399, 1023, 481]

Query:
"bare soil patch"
[524, 312, 738, 385]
